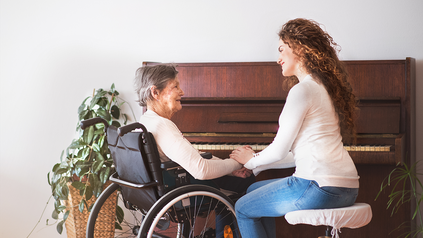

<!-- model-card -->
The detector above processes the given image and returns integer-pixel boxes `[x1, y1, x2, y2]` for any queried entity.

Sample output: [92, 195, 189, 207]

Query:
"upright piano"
[144, 58, 416, 237]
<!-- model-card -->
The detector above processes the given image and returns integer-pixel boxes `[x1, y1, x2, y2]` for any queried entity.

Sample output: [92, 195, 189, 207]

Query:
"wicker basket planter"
[65, 181, 117, 238]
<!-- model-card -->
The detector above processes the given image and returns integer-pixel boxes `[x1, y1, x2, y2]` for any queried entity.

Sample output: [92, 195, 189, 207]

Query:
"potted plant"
[47, 84, 133, 236]
[376, 161, 423, 237]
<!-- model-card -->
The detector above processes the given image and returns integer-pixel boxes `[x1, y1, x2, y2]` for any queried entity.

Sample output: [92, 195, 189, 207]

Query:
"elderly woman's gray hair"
[134, 64, 179, 107]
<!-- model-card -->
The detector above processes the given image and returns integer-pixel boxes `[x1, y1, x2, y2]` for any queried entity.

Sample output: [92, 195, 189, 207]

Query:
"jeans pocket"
[295, 181, 345, 210]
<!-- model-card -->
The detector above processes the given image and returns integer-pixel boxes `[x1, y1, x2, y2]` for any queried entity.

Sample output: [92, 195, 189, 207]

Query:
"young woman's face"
[156, 77, 184, 118]
[277, 39, 301, 77]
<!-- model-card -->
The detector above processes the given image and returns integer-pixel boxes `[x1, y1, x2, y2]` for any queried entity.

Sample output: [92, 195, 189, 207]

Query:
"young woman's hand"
[230, 145, 255, 165]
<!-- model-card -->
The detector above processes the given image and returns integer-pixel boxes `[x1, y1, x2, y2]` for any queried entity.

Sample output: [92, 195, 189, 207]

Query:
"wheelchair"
[82, 118, 239, 238]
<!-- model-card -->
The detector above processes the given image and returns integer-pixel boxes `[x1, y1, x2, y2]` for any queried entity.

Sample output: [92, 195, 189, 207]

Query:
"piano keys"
[191, 141, 392, 152]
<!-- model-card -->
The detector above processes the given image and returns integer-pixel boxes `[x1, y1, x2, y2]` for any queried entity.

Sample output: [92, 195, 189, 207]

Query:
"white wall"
[1, 0, 422, 237]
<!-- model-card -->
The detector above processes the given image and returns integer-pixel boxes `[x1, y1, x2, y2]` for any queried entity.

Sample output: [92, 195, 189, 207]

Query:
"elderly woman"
[133, 64, 254, 238]
[134, 64, 253, 182]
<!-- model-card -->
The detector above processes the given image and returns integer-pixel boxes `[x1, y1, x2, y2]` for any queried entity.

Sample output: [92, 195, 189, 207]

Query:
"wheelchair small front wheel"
[139, 184, 238, 238]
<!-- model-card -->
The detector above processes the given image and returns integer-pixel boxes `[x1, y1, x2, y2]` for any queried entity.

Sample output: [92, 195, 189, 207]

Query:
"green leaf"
[78, 104, 86, 114]
[52, 163, 62, 173]
[88, 173, 96, 185]
[57, 205, 67, 212]
[72, 181, 85, 190]
[116, 205, 124, 223]
[90, 90, 107, 109]
[60, 150, 65, 162]
[76, 167, 89, 178]
[92, 160, 104, 173]
[54, 200, 61, 210]
[79, 199, 85, 213]
[115, 221, 123, 230]
[111, 120, 121, 128]
[98, 135, 105, 148]
[97, 97, 108, 108]
[51, 209, 59, 220]
[96, 152, 105, 161]
[94, 128, 104, 135]
[89, 98, 99, 110]
[56, 183, 69, 200]
[85, 185, 93, 200]
[57, 220, 65, 234]
[111, 105, 120, 119]
[81, 147, 90, 160]
[123, 114, 128, 125]
[74, 166, 82, 177]
[95, 122, 105, 130]
[90, 174, 102, 197]
[92, 143, 100, 152]
[100, 167, 111, 184]
[96, 108, 111, 121]
[54, 168, 68, 176]
[83, 125, 95, 144]
[47, 172, 51, 186]
[63, 210, 70, 221]
[53, 162, 69, 175]
[88, 203, 94, 212]
[78, 109, 89, 121]
[68, 139, 87, 150]
[78, 97, 90, 113]
[85, 110, 95, 120]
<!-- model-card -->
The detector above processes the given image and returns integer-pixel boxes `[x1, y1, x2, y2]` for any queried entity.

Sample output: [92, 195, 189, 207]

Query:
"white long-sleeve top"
[244, 75, 359, 188]
[139, 110, 242, 180]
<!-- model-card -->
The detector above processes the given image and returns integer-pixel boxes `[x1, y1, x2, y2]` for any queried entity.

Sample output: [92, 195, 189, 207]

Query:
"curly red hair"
[278, 18, 358, 143]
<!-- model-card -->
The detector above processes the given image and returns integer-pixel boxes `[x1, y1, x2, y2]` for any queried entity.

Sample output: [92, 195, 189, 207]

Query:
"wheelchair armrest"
[160, 161, 181, 170]
[109, 172, 158, 189]
[200, 152, 212, 159]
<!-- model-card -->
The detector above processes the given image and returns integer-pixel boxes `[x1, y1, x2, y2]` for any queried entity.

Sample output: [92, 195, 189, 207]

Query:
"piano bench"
[285, 203, 372, 238]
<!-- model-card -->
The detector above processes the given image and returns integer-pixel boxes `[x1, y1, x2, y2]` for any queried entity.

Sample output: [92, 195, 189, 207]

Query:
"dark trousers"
[212, 175, 256, 238]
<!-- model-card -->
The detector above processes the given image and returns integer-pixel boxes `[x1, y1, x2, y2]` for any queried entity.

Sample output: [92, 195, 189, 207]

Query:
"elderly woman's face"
[155, 77, 184, 118]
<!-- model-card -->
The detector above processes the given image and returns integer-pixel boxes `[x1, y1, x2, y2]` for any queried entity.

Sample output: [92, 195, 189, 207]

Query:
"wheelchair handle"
[80, 117, 109, 130]
[118, 122, 148, 136]
[109, 172, 159, 189]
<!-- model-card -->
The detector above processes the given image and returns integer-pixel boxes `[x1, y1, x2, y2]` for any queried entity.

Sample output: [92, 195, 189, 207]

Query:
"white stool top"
[285, 203, 372, 238]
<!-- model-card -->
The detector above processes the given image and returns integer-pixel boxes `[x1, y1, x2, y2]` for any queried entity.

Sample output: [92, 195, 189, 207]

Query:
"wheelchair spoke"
[140, 185, 237, 238]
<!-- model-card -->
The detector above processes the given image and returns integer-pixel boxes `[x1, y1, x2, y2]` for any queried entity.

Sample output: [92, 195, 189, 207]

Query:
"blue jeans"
[235, 176, 358, 238]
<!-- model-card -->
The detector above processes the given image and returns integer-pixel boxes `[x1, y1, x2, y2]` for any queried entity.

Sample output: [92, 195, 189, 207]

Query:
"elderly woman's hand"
[231, 167, 253, 178]
[230, 145, 255, 165]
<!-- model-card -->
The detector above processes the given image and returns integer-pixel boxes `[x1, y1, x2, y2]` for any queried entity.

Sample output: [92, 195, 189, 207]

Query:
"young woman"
[229, 18, 360, 238]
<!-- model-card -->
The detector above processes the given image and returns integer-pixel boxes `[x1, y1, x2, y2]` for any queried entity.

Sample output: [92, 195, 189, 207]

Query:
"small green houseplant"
[376, 161, 423, 237]
[47, 84, 133, 234]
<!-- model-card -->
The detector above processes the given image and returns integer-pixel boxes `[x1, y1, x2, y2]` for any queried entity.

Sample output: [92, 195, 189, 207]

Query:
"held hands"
[229, 145, 255, 165]
[231, 167, 253, 178]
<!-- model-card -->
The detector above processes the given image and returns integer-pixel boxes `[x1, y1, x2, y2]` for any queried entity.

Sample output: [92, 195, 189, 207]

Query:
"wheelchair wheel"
[87, 183, 145, 238]
[139, 184, 238, 238]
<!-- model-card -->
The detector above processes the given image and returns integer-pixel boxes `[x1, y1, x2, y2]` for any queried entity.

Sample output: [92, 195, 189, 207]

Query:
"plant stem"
[107, 93, 115, 111]
[26, 195, 53, 238]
